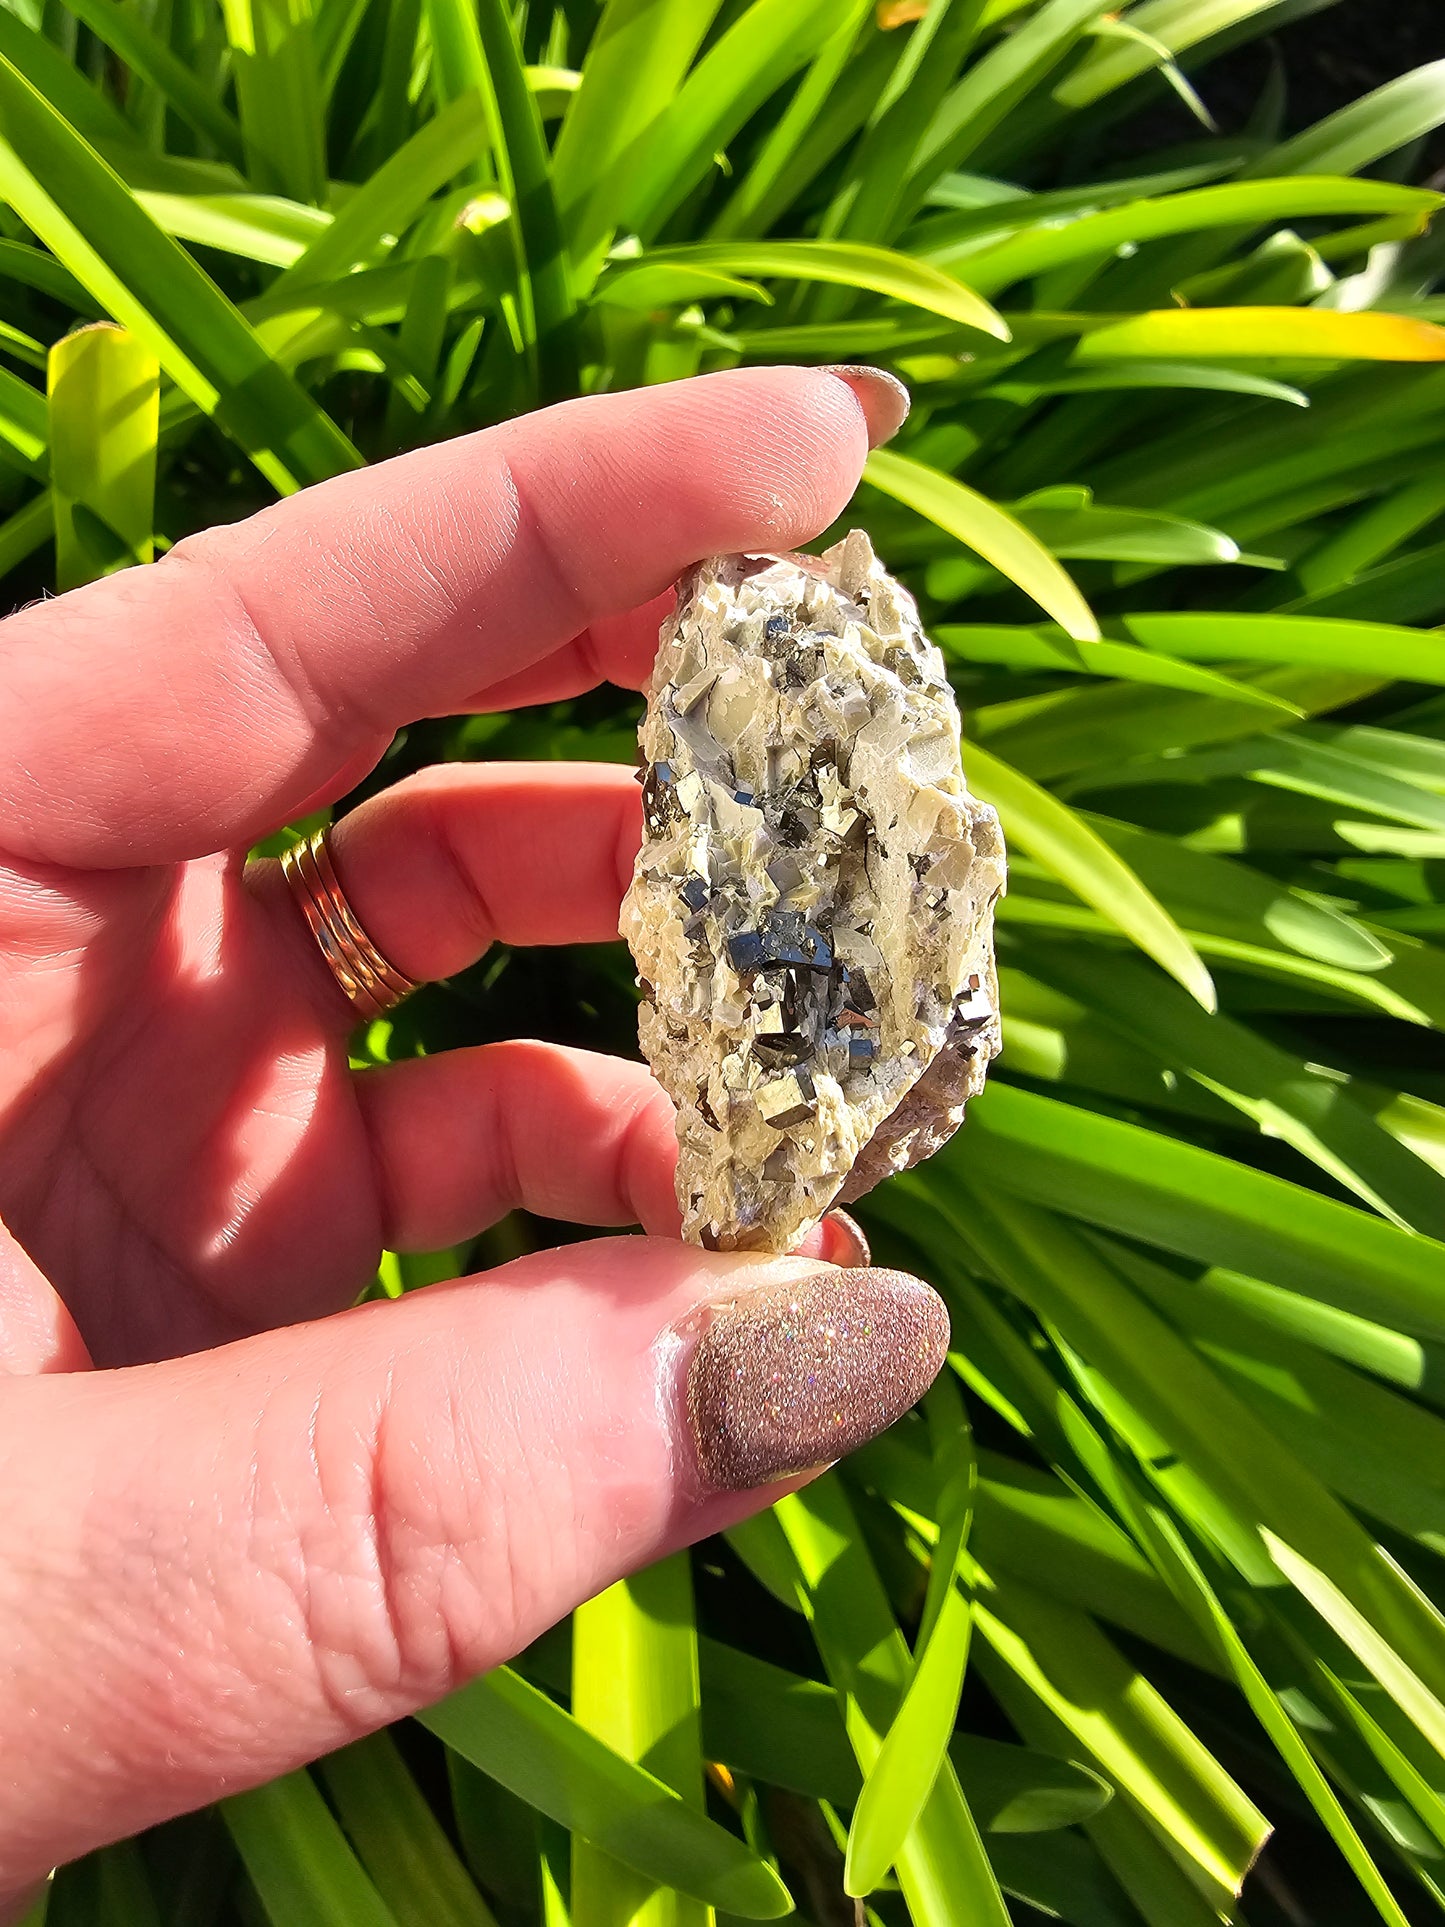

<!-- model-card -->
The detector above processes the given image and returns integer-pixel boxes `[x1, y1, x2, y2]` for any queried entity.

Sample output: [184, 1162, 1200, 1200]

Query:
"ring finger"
[255, 759, 643, 1027]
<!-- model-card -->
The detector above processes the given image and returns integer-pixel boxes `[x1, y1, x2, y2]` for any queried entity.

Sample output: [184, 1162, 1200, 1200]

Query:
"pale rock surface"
[621, 531, 1005, 1252]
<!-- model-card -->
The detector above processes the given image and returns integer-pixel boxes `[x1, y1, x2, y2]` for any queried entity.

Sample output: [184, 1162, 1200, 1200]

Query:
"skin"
[0, 365, 909, 1910]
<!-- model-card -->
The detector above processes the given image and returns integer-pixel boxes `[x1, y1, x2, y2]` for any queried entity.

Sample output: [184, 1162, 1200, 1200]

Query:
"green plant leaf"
[965, 740, 1216, 1009]
[59, 0, 246, 167]
[549, 0, 722, 230]
[318, 1734, 500, 1927]
[469, 0, 576, 397]
[47, 321, 157, 590]
[777, 1476, 1011, 1927]
[866, 447, 1099, 639]
[1259, 57, 1445, 178]
[1053, 0, 1322, 110]
[638, 238, 1009, 337]
[136, 188, 327, 266]
[220, 0, 327, 206]
[965, 178, 1439, 295]
[699, 1634, 1112, 1826]
[908, 0, 1102, 195]
[416, 1668, 792, 1918]
[576, 0, 841, 259]
[975, 1573, 1268, 1911]
[937, 624, 1299, 707]
[223, 1771, 401, 1927]
[0, 52, 357, 491]
[276, 92, 493, 293]
[844, 1387, 978, 1896]
[1070, 306, 1445, 362]
[571, 1556, 710, 1927]
[961, 1081, 1445, 1342]
[1115, 610, 1445, 684]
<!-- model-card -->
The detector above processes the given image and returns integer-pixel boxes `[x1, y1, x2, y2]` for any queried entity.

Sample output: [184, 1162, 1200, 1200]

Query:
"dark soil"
[1108, 0, 1445, 179]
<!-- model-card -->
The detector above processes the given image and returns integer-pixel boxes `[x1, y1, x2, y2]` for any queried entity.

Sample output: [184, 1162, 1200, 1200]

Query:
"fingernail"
[685, 1268, 949, 1491]
[820, 1207, 871, 1268]
[824, 365, 911, 447]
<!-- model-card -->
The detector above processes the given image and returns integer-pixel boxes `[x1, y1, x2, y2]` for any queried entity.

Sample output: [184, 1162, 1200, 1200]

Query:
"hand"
[0, 365, 945, 1905]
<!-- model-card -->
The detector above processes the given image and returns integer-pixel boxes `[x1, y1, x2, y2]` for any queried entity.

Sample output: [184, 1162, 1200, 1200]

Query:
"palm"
[0, 371, 873, 1373]
[0, 850, 377, 1366]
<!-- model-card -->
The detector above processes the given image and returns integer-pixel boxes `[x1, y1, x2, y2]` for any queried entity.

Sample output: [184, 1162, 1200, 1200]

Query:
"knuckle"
[245, 1337, 574, 1727]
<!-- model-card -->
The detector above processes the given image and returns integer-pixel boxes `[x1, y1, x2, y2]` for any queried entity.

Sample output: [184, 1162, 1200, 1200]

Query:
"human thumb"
[0, 1236, 946, 1897]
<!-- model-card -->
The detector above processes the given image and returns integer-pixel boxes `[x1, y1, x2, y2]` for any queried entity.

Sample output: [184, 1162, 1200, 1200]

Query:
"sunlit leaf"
[867, 447, 1099, 639]
[1071, 307, 1445, 362]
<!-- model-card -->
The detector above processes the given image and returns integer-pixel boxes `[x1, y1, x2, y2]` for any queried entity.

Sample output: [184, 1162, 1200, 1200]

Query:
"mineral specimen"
[621, 530, 1005, 1253]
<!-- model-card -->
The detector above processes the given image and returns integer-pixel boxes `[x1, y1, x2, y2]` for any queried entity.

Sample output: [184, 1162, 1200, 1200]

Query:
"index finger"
[0, 365, 900, 869]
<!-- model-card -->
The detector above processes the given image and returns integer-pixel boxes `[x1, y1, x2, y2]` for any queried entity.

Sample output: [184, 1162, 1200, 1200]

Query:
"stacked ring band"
[280, 827, 421, 1020]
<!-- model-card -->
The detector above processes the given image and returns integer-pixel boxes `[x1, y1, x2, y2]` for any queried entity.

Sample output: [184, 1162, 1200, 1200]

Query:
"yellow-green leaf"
[866, 448, 1099, 641]
[642, 239, 1009, 338]
[965, 740, 1216, 1009]
[1071, 306, 1445, 362]
[47, 322, 158, 591]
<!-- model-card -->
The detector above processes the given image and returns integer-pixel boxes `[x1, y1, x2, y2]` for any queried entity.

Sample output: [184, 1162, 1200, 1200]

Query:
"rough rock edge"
[621, 531, 1005, 1251]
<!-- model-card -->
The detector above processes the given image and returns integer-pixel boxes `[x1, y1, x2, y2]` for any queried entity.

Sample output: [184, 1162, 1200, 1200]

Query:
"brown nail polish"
[685, 1268, 949, 1491]
[823, 365, 912, 447]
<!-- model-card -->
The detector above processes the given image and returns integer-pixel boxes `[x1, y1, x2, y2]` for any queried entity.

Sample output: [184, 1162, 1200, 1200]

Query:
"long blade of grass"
[470, 0, 575, 398]
[844, 1379, 978, 1896]
[277, 91, 492, 291]
[1023, 938, 1445, 1236]
[1115, 609, 1445, 684]
[709, 0, 872, 241]
[220, 0, 327, 205]
[1258, 58, 1445, 179]
[0, 362, 50, 475]
[1069, 306, 1445, 363]
[0, 490, 52, 575]
[1137, 1511, 1413, 1927]
[959, 1080, 1445, 1343]
[973, 1575, 1267, 1910]
[963, 179, 1440, 295]
[1051, 0, 1296, 111]
[965, 740, 1216, 1008]
[0, 4, 131, 148]
[637, 239, 1007, 337]
[866, 447, 1098, 638]
[136, 189, 327, 266]
[699, 1633, 1111, 1825]
[814, 0, 988, 256]
[549, 0, 721, 224]
[777, 1475, 1011, 1927]
[905, 0, 1126, 197]
[0, 54, 359, 491]
[952, 1183, 1445, 1761]
[982, 359, 1309, 404]
[58, 0, 246, 167]
[711, 12, 907, 244]
[223, 1770, 401, 1927]
[571, 1554, 710, 1927]
[416, 1668, 791, 1918]
[1265, 1535, 1445, 1759]
[937, 624, 1299, 707]
[318, 1733, 500, 1927]
[47, 321, 157, 590]
[575, 0, 840, 262]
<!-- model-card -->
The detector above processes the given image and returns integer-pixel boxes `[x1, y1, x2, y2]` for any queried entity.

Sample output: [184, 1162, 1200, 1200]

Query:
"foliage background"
[8, 0, 1445, 1921]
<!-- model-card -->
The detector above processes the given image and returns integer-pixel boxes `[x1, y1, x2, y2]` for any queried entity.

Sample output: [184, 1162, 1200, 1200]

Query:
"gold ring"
[281, 827, 421, 1020]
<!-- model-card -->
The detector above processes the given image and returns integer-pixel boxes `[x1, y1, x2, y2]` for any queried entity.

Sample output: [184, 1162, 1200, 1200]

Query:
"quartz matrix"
[622, 531, 1006, 1252]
